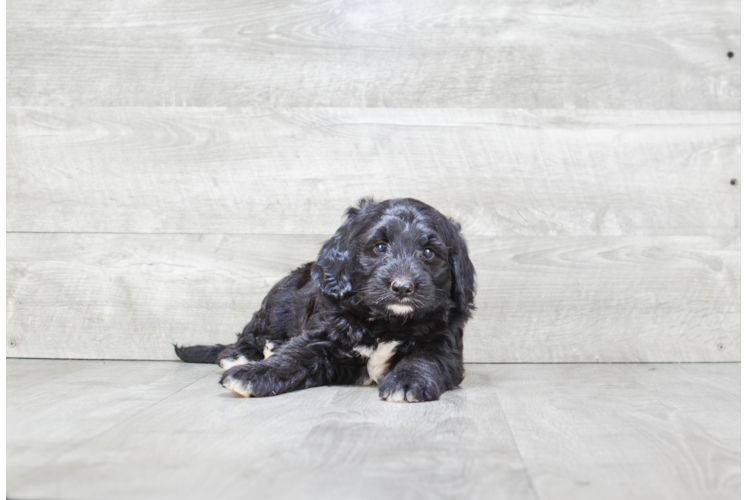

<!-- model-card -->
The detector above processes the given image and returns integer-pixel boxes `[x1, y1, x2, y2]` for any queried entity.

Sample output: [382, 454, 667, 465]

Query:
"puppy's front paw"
[220, 363, 278, 398]
[378, 371, 441, 403]
[221, 374, 253, 397]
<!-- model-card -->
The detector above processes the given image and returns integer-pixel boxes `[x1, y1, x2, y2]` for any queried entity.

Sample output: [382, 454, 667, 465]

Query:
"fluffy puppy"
[175, 198, 475, 402]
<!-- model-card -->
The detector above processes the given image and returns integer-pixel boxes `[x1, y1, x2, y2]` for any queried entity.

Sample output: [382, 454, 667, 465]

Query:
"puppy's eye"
[374, 243, 388, 254]
[422, 248, 434, 259]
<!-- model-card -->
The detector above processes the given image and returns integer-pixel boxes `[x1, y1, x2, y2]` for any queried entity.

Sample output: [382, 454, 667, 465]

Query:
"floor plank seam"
[487, 371, 543, 500]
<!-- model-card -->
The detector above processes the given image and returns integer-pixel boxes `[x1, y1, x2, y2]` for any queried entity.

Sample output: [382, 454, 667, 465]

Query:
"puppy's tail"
[173, 344, 227, 364]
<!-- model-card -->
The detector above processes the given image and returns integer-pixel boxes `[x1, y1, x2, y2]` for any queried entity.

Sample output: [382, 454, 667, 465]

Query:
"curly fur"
[175, 198, 476, 403]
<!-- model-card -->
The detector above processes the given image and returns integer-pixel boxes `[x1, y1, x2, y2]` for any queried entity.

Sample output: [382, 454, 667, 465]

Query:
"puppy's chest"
[353, 341, 401, 386]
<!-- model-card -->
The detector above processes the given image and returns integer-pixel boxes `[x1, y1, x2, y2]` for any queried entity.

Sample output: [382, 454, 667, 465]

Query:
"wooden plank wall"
[6, 0, 740, 362]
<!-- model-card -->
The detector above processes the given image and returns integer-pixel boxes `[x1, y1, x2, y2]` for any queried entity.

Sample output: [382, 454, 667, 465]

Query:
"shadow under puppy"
[175, 198, 476, 402]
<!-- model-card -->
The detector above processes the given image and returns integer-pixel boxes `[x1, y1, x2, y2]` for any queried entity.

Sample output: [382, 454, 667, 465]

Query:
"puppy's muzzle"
[390, 276, 415, 298]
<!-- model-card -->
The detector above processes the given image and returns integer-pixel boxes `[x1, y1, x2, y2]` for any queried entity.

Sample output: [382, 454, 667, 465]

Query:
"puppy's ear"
[312, 199, 375, 298]
[345, 197, 376, 219]
[312, 230, 353, 298]
[446, 220, 476, 314]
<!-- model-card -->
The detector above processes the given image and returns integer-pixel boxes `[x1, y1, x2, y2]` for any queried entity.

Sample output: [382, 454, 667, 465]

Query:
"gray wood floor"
[6, 359, 740, 500]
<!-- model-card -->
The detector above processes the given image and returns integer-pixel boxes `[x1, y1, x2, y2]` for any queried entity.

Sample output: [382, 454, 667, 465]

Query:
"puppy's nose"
[390, 277, 415, 296]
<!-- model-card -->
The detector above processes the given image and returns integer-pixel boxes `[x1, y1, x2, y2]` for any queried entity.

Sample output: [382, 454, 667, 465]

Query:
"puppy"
[175, 198, 475, 402]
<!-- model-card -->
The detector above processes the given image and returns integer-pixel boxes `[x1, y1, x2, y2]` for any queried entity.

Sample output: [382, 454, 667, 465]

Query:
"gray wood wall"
[6, 0, 740, 362]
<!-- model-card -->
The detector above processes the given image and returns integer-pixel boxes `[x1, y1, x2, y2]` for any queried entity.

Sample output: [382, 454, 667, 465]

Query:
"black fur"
[174, 344, 228, 363]
[175, 198, 476, 402]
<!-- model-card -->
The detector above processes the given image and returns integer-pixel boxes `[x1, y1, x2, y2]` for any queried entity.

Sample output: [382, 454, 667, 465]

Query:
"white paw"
[385, 390, 406, 403]
[219, 355, 250, 371]
[405, 391, 424, 402]
[383, 389, 426, 403]
[222, 375, 254, 397]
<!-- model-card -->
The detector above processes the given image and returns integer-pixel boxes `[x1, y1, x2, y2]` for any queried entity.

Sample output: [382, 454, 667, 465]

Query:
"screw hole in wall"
[727, 51, 734, 58]
[718, 344, 725, 351]
[8, 340, 16, 348]
[730, 179, 738, 186]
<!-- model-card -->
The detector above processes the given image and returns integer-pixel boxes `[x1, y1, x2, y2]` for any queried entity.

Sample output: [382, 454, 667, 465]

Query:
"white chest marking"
[387, 304, 414, 316]
[355, 341, 401, 384]
[263, 341, 276, 359]
[353, 345, 374, 358]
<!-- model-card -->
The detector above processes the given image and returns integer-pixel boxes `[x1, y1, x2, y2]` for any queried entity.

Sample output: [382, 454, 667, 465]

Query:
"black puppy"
[175, 198, 475, 402]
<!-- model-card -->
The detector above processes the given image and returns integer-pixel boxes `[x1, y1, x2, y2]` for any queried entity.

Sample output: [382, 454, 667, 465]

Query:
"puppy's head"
[312, 198, 476, 320]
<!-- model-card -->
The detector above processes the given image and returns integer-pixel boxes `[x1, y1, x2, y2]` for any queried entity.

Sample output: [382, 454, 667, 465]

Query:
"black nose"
[390, 277, 415, 296]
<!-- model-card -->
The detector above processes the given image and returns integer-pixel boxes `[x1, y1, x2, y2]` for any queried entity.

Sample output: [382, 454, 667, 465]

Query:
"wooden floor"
[6, 359, 740, 500]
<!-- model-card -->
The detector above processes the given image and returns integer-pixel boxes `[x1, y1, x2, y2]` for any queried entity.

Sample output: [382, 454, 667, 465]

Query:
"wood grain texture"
[7, 233, 739, 362]
[6, 361, 739, 500]
[728, 28, 748, 111]
[492, 363, 740, 500]
[6, 360, 535, 500]
[6, 0, 739, 108]
[7, 107, 740, 236]
[734, 141, 748, 364]
[6, 359, 217, 482]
